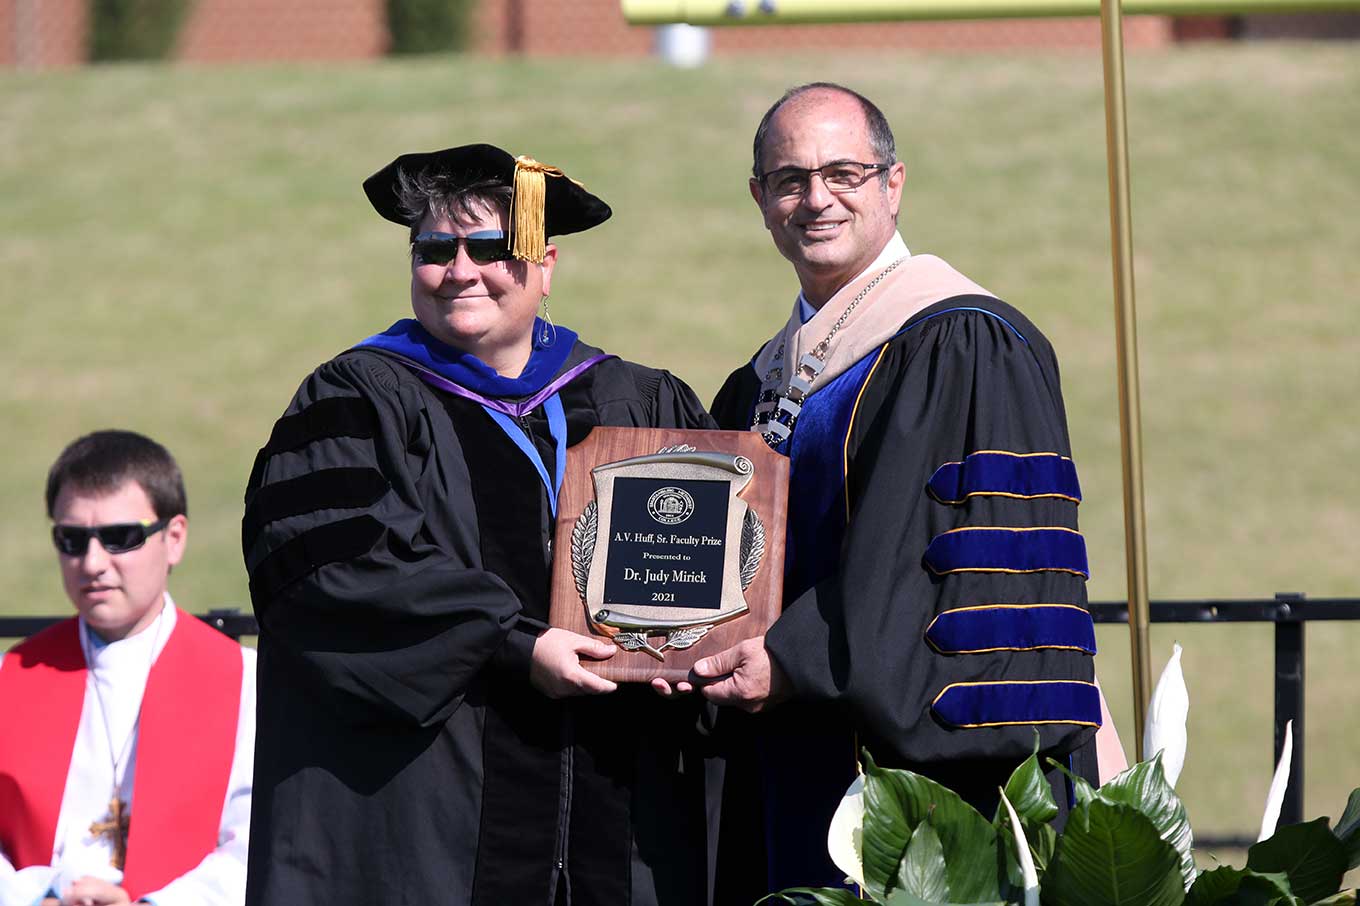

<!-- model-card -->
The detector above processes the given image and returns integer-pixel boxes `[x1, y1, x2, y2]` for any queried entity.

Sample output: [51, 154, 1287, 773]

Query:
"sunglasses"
[52, 518, 170, 557]
[411, 230, 514, 266]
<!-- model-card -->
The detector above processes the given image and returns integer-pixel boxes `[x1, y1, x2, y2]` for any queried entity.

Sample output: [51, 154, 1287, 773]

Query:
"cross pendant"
[89, 796, 130, 870]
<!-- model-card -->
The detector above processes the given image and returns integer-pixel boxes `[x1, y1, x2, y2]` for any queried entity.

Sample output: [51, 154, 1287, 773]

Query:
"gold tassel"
[509, 155, 585, 264]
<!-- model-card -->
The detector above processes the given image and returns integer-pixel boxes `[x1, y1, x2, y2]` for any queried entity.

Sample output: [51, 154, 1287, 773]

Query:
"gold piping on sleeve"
[928, 489, 1083, 506]
[929, 602, 1090, 617]
[926, 566, 1090, 577]
[935, 525, 1083, 537]
[937, 451, 1074, 466]
[942, 717, 1101, 729]
[842, 343, 892, 522]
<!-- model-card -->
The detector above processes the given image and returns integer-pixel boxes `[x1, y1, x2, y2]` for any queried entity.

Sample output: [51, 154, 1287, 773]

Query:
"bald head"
[747, 83, 907, 306]
[752, 82, 897, 179]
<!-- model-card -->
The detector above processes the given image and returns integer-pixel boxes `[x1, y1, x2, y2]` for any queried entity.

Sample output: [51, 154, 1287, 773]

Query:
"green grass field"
[2, 44, 1356, 843]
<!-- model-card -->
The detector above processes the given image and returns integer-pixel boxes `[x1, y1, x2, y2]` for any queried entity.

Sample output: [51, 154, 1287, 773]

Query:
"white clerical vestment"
[0, 598, 254, 906]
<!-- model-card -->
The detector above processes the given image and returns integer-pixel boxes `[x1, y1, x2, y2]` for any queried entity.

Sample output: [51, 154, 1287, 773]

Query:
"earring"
[538, 296, 556, 347]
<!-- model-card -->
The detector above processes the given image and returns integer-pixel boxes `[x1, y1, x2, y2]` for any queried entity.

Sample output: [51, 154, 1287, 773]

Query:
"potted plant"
[765, 645, 1359, 906]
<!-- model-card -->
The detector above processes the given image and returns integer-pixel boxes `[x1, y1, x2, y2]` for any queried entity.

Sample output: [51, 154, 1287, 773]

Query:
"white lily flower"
[827, 772, 868, 889]
[1000, 789, 1040, 906]
[1257, 719, 1294, 842]
[1143, 642, 1189, 787]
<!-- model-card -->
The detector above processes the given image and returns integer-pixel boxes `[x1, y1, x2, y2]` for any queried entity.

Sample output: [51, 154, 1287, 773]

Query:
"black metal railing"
[4, 594, 1357, 849]
[1088, 593, 1360, 848]
[0, 609, 259, 641]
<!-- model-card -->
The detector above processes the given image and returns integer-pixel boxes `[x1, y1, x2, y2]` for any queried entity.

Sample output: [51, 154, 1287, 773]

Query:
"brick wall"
[1240, 10, 1360, 37]
[1, 0, 87, 67]
[167, 0, 1177, 62]
[0, 0, 10, 64]
[176, 0, 387, 62]
[474, 0, 1174, 53]
[477, 0, 651, 54]
[11, 0, 1352, 68]
[710, 16, 1174, 50]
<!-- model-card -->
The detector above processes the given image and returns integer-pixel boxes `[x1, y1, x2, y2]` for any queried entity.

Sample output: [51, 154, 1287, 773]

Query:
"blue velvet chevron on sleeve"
[925, 603, 1096, 655]
[923, 526, 1089, 578]
[927, 450, 1081, 504]
[932, 680, 1101, 729]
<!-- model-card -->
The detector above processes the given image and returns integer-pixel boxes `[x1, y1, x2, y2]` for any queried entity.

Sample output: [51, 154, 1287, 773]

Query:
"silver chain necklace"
[751, 256, 909, 447]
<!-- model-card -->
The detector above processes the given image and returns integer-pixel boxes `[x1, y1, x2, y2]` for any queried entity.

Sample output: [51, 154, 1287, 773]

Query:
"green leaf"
[1332, 790, 1360, 840]
[1096, 754, 1197, 890]
[758, 888, 867, 906]
[897, 819, 951, 902]
[1040, 800, 1185, 906]
[1185, 866, 1294, 905]
[864, 756, 1001, 903]
[1332, 789, 1360, 871]
[1233, 875, 1304, 906]
[1000, 818, 1058, 891]
[1308, 891, 1357, 906]
[996, 741, 1060, 881]
[1045, 757, 1099, 809]
[998, 734, 1060, 826]
[996, 787, 1058, 882]
[862, 754, 916, 900]
[1029, 822, 1058, 872]
[882, 890, 1006, 906]
[1248, 818, 1350, 904]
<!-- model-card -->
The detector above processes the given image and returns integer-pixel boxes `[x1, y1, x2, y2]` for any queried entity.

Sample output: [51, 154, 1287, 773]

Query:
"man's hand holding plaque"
[650, 636, 793, 710]
[547, 427, 788, 683]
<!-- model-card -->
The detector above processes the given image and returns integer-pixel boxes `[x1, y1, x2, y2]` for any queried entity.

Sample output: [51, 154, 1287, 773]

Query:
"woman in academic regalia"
[242, 145, 719, 906]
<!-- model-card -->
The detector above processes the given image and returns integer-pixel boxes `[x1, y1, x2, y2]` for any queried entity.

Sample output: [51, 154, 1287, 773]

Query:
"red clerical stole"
[0, 611, 242, 899]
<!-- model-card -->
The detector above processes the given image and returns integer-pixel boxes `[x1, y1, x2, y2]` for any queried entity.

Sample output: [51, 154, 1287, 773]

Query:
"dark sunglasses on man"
[51, 518, 171, 557]
[411, 230, 515, 267]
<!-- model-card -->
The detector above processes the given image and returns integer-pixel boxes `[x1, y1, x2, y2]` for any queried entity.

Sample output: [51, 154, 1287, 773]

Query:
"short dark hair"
[396, 168, 515, 244]
[751, 82, 897, 179]
[46, 430, 187, 520]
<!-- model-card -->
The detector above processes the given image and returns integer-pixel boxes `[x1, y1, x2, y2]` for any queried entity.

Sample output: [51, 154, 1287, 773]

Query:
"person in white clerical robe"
[0, 430, 254, 906]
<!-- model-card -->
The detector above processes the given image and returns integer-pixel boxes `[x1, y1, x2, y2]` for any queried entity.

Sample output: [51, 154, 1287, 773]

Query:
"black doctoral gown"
[710, 295, 1101, 898]
[242, 339, 720, 906]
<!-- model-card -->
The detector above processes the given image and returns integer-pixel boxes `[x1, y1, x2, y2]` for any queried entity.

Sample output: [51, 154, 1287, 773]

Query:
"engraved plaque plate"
[601, 477, 729, 611]
[549, 428, 788, 683]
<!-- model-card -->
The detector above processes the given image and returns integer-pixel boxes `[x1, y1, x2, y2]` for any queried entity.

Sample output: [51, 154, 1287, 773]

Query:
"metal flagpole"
[1097, 0, 1154, 759]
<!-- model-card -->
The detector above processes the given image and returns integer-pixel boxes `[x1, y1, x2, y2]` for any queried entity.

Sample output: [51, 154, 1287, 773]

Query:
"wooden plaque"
[548, 427, 788, 683]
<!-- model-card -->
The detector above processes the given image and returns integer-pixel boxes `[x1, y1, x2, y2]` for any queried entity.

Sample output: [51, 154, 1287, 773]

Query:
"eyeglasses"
[411, 230, 514, 266]
[757, 162, 891, 198]
[52, 518, 170, 557]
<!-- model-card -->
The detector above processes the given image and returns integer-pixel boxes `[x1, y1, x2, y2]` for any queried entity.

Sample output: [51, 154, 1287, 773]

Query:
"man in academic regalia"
[664, 83, 1125, 896]
[0, 431, 254, 906]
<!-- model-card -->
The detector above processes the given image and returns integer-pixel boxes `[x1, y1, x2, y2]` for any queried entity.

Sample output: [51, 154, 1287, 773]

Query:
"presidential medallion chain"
[751, 256, 908, 448]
